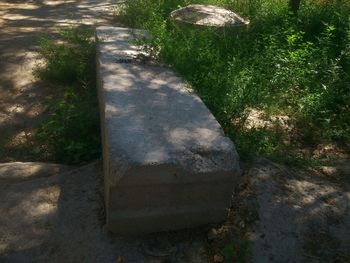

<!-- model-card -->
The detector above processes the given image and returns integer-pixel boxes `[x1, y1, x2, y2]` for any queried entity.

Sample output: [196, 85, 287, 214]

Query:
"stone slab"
[96, 26, 240, 234]
[170, 4, 249, 28]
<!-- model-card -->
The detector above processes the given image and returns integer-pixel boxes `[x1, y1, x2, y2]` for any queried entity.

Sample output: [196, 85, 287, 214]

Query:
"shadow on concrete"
[101, 63, 234, 164]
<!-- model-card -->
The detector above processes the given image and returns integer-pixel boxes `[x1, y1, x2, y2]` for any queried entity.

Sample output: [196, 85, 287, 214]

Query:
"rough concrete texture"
[170, 4, 249, 27]
[96, 26, 240, 234]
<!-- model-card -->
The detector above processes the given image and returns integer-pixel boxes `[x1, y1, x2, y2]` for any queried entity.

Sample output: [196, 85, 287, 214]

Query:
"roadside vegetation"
[118, 0, 350, 165]
[34, 25, 101, 164]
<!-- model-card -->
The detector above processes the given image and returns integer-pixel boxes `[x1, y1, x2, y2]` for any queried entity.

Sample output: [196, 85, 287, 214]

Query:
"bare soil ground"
[1, 160, 349, 263]
[0, 162, 210, 263]
[247, 159, 350, 263]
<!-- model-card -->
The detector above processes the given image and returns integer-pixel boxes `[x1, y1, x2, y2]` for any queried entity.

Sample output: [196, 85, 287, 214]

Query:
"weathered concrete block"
[96, 26, 240, 234]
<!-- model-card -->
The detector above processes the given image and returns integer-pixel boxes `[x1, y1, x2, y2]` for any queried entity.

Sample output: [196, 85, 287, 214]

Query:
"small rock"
[320, 166, 338, 176]
[208, 228, 218, 240]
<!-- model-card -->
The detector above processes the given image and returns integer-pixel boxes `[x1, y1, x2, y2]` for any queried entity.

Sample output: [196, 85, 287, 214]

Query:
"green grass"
[34, 25, 101, 164]
[119, 0, 350, 165]
[221, 239, 250, 263]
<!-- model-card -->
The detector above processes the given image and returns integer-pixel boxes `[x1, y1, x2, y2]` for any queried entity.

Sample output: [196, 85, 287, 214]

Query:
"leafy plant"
[34, 26, 95, 84]
[35, 25, 101, 164]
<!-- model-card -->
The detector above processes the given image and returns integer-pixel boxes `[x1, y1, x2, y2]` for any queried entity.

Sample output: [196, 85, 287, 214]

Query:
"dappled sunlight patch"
[236, 107, 294, 133]
[0, 180, 61, 256]
[44, 0, 75, 6]
[240, 159, 350, 262]
[6, 185, 60, 219]
[0, 162, 70, 183]
[6, 131, 31, 147]
[28, 186, 60, 217]
[312, 143, 350, 159]
[284, 178, 338, 209]
[7, 104, 25, 114]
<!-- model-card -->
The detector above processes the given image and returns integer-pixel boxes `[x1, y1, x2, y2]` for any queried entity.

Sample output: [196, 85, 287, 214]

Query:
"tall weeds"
[120, 0, 350, 163]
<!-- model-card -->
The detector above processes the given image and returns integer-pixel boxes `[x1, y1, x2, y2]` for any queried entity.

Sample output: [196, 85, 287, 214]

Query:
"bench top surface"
[96, 27, 239, 172]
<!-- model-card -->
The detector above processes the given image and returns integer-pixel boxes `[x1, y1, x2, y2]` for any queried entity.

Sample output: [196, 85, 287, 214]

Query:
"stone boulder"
[170, 4, 249, 28]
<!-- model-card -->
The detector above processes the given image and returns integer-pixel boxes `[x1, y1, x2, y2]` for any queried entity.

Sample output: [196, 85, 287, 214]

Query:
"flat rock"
[96, 26, 240, 234]
[170, 4, 249, 27]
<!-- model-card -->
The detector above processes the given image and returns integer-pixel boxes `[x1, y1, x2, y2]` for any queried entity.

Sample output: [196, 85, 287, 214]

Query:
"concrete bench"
[96, 26, 240, 234]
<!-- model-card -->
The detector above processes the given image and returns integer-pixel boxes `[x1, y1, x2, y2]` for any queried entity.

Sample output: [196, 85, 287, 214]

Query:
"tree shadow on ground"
[0, 162, 210, 262]
[244, 158, 350, 263]
[0, 0, 121, 162]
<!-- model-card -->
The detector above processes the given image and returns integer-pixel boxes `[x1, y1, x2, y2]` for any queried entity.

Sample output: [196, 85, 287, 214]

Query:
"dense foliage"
[120, 0, 350, 163]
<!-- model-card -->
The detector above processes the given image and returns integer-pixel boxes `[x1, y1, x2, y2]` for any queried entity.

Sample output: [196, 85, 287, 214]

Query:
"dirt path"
[0, 0, 118, 162]
[1, 159, 349, 262]
[247, 159, 350, 263]
[0, 162, 210, 262]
